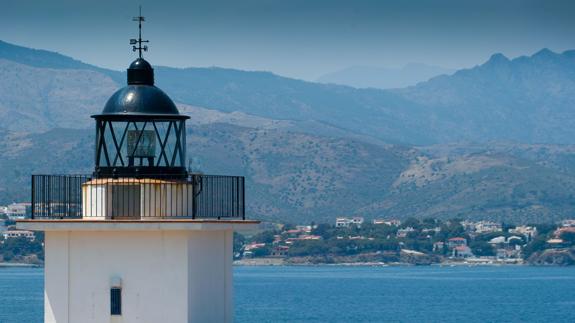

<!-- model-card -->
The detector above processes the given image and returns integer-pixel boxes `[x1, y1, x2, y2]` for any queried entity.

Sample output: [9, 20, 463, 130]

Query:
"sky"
[1, 0, 575, 80]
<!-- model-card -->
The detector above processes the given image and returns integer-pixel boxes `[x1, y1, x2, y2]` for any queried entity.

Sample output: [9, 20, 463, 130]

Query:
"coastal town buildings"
[397, 227, 415, 238]
[295, 225, 313, 233]
[243, 243, 267, 258]
[555, 226, 575, 235]
[422, 227, 441, 234]
[271, 245, 289, 257]
[336, 216, 364, 228]
[0, 203, 31, 220]
[1, 230, 35, 241]
[496, 246, 522, 259]
[551, 226, 575, 246]
[488, 236, 507, 245]
[285, 234, 321, 245]
[477, 221, 502, 233]
[447, 237, 467, 249]
[546, 238, 566, 247]
[488, 236, 524, 259]
[509, 225, 538, 241]
[462, 220, 502, 234]
[451, 245, 474, 258]
[373, 219, 401, 226]
[432, 241, 445, 252]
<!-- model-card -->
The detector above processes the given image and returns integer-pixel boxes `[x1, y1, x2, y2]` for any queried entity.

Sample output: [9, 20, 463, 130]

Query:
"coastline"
[0, 262, 41, 268]
[1, 258, 563, 268]
[233, 258, 528, 267]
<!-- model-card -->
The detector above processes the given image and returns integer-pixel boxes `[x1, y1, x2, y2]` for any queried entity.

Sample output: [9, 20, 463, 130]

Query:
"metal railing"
[31, 174, 245, 220]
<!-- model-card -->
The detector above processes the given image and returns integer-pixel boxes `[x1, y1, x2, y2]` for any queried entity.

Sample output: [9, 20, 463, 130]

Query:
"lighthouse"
[18, 11, 257, 323]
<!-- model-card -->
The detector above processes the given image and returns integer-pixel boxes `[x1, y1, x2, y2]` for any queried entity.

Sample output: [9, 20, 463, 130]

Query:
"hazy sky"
[1, 0, 575, 80]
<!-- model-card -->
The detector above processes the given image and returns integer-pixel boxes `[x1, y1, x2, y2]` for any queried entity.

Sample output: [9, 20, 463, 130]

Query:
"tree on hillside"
[422, 217, 440, 228]
[522, 237, 547, 259]
[282, 223, 296, 231]
[560, 231, 575, 245]
[233, 232, 245, 254]
[401, 217, 421, 229]
[312, 223, 332, 239]
[251, 230, 276, 244]
[0, 236, 44, 261]
[469, 241, 495, 257]
[533, 223, 557, 235]
[436, 220, 466, 241]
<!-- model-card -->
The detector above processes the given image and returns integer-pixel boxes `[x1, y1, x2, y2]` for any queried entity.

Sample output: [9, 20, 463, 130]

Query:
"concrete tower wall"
[44, 229, 234, 323]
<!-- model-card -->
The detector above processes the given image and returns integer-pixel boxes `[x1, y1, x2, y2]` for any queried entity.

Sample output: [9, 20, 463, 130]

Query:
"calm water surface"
[1, 266, 574, 322]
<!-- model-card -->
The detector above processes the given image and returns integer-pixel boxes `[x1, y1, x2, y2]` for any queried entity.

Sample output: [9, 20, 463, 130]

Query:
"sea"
[1, 265, 574, 323]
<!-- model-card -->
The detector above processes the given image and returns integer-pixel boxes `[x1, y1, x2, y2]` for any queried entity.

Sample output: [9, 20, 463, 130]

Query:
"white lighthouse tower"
[18, 12, 257, 323]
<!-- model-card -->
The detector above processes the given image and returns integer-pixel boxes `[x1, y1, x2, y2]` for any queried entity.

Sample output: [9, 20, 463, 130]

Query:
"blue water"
[1, 266, 575, 322]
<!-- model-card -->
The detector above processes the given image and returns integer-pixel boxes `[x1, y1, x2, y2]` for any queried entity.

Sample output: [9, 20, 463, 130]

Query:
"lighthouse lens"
[127, 130, 156, 157]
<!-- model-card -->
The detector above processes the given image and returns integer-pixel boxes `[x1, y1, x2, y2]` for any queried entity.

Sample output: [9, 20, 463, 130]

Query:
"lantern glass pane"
[96, 120, 185, 168]
[127, 130, 156, 157]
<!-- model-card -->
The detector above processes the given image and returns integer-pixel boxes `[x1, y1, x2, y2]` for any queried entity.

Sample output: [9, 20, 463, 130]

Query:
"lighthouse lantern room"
[18, 10, 257, 323]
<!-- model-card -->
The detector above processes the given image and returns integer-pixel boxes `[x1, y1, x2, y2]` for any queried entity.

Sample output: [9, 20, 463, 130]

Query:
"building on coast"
[17, 12, 257, 323]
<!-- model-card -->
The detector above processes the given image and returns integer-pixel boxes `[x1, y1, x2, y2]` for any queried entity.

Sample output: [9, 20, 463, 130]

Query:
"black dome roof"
[129, 58, 153, 70]
[93, 58, 188, 120]
[102, 85, 180, 115]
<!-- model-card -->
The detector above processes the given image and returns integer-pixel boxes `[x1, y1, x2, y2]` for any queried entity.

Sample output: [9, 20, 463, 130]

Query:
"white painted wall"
[44, 229, 233, 323]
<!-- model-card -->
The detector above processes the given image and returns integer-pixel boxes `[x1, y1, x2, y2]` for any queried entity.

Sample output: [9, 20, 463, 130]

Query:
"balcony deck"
[17, 218, 259, 232]
[30, 174, 247, 221]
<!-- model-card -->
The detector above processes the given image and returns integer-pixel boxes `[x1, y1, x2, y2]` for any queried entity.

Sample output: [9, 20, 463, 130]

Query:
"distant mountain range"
[3, 40, 575, 145]
[1, 39, 575, 224]
[317, 63, 455, 89]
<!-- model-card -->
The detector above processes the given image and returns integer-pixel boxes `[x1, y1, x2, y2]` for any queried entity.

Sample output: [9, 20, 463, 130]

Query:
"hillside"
[150, 49, 575, 145]
[1, 125, 575, 223]
[396, 49, 575, 144]
[378, 152, 575, 224]
[3, 41, 575, 145]
[0, 59, 117, 131]
[317, 63, 455, 89]
[0, 125, 412, 223]
[1, 40, 575, 223]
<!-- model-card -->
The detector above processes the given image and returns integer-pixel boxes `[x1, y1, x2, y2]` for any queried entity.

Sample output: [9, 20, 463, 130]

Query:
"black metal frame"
[93, 117, 187, 179]
[31, 174, 245, 220]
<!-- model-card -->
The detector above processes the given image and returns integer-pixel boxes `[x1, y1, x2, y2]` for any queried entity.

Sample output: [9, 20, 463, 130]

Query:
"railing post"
[192, 175, 196, 219]
[241, 177, 245, 220]
[235, 177, 239, 219]
[31, 175, 35, 219]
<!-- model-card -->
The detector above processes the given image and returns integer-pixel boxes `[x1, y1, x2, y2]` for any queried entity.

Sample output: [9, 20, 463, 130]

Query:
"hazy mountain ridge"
[4, 40, 575, 145]
[0, 58, 117, 131]
[317, 63, 455, 89]
[152, 48, 575, 145]
[0, 40, 123, 83]
[396, 49, 575, 143]
[2, 40, 575, 223]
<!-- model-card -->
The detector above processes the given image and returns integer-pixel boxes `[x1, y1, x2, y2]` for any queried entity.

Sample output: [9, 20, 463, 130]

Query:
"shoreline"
[233, 258, 530, 267]
[2, 260, 565, 268]
[0, 262, 42, 268]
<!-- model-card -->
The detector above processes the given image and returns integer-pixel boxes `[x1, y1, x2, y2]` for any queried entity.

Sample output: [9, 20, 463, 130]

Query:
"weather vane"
[130, 6, 149, 58]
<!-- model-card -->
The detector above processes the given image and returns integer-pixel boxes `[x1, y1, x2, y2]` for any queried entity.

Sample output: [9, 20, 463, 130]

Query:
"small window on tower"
[111, 287, 122, 315]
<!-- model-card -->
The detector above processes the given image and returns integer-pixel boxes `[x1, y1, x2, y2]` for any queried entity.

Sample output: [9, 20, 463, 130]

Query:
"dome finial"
[130, 6, 149, 58]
